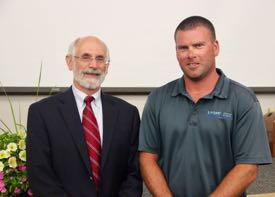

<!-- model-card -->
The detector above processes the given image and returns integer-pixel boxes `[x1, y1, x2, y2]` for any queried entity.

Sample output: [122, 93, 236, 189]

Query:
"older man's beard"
[73, 67, 107, 90]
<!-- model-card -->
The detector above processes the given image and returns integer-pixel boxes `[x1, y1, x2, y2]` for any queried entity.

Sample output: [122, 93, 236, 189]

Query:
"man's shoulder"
[151, 78, 179, 95]
[30, 88, 71, 108]
[142, 78, 180, 112]
[102, 93, 137, 110]
[228, 79, 258, 102]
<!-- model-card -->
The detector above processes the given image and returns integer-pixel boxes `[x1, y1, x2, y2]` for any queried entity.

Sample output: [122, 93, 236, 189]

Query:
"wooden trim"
[1, 86, 275, 96]
[250, 87, 275, 94]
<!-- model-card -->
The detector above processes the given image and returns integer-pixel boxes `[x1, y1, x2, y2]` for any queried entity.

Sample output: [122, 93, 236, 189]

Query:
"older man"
[27, 36, 142, 197]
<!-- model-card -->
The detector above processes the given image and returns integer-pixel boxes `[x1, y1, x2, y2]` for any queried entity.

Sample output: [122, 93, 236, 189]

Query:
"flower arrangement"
[0, 129, 32, 196]
[0, 87, 32, 196]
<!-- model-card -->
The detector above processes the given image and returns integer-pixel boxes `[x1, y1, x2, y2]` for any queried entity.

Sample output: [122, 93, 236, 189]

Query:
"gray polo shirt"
[139, 69, 272, 197]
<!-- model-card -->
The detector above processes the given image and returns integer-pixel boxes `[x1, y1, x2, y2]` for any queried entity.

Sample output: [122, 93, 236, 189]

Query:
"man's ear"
[105, 63, 109, 74]
[213, 40, 220, 57]
[66, 55, 73, 70]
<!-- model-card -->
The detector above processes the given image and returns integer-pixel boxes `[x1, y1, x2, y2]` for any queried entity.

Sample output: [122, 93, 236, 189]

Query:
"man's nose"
[87, 59, 98, 68]
[187, 48, 196, 58]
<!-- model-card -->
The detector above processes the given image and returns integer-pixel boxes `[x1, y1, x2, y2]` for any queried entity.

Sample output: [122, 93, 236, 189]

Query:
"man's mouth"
[83, 71, 101, 77]
[187, 62, 199, 67]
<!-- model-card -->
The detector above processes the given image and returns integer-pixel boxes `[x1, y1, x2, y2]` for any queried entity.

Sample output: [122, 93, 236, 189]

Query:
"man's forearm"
[139, 152, 173, 197]
[209, 164, 258, 197]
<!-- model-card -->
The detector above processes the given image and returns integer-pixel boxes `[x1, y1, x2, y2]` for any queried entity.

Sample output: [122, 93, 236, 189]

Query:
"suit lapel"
[101, 94, 118, 170]
[58, 88, 91, 174]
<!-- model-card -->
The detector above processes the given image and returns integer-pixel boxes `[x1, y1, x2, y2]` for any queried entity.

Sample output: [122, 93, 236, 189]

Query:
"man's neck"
[185, 70, 219, 103]
[73, 82, 100, 96]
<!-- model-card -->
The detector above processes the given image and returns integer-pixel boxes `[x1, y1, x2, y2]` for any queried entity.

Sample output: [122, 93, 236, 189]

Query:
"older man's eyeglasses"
[74, 55, 109, 65]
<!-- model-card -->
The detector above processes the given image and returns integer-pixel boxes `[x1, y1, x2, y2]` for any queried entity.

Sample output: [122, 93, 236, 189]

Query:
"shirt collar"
[72, 85, 102, 108]
[171, 68, 230, 99]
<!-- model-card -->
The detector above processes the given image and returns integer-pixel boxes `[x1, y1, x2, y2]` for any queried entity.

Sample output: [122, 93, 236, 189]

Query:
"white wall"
[1, 0, 275, 87]
[0, 94, 274, 132]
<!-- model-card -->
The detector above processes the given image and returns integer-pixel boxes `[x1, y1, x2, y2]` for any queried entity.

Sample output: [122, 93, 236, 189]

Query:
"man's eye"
[81, 56, 91, 60]
[194, 44, 204, 48]
[96, 57, 105, 61]
[177, 46, 188, 51]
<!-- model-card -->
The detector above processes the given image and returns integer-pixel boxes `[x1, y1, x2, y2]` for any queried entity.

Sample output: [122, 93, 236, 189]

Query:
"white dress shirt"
[72, 85, 103, 145]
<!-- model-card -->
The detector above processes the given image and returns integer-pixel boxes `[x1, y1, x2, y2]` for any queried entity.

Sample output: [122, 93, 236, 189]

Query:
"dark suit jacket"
[26, 87, 142, 197]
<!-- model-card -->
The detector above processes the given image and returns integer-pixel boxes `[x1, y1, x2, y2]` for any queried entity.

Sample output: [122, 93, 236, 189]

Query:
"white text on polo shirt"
[207, 111, 232, 119]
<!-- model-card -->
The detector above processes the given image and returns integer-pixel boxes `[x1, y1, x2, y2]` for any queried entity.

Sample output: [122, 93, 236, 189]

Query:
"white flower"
[18, 139, 26, 150]
[17, 130, 27, 139]
[19, 150, 26, 161]
[7, 143, 18, 152]
[0, 161, 4, 171]
[0, 150, 10, 159]
[8, 156, 17, 168]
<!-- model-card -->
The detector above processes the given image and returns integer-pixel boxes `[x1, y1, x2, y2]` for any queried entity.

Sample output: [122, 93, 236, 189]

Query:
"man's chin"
[82, 82, 100, 90]
[76, 80, 100, 90]
[86, 85, 100, 90]
[74, 75, 105, 91]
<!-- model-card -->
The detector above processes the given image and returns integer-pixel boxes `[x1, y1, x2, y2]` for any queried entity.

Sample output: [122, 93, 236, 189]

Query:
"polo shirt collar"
[171, 68, 230, 99]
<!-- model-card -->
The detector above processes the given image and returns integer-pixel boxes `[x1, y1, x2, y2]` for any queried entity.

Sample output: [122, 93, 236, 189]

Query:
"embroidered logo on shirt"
[207, 111, 232, 119]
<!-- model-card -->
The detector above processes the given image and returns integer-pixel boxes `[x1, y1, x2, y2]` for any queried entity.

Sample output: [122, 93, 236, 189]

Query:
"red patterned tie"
[82, 96, 101, 190]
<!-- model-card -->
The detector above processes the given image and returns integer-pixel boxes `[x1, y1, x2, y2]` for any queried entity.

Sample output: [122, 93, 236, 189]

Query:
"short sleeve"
[138, 93, 161, 154]
[233, 101, 272, 164]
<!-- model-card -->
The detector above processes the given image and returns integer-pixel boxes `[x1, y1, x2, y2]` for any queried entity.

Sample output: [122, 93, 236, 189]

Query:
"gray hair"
[67, 36, 110, 63]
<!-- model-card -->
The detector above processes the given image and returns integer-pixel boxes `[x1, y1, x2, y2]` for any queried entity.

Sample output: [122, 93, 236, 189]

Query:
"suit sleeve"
[26, 103, 69, 197]
[119, 106, 143, 197]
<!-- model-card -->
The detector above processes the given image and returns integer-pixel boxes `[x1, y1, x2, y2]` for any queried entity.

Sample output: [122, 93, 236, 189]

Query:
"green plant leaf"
[16, 123, 27, 131]
[0, 82, 18, 133]
[19, 103, 22, 127]
[36, 60, 43, 97]
[0, 118, 12, 133]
